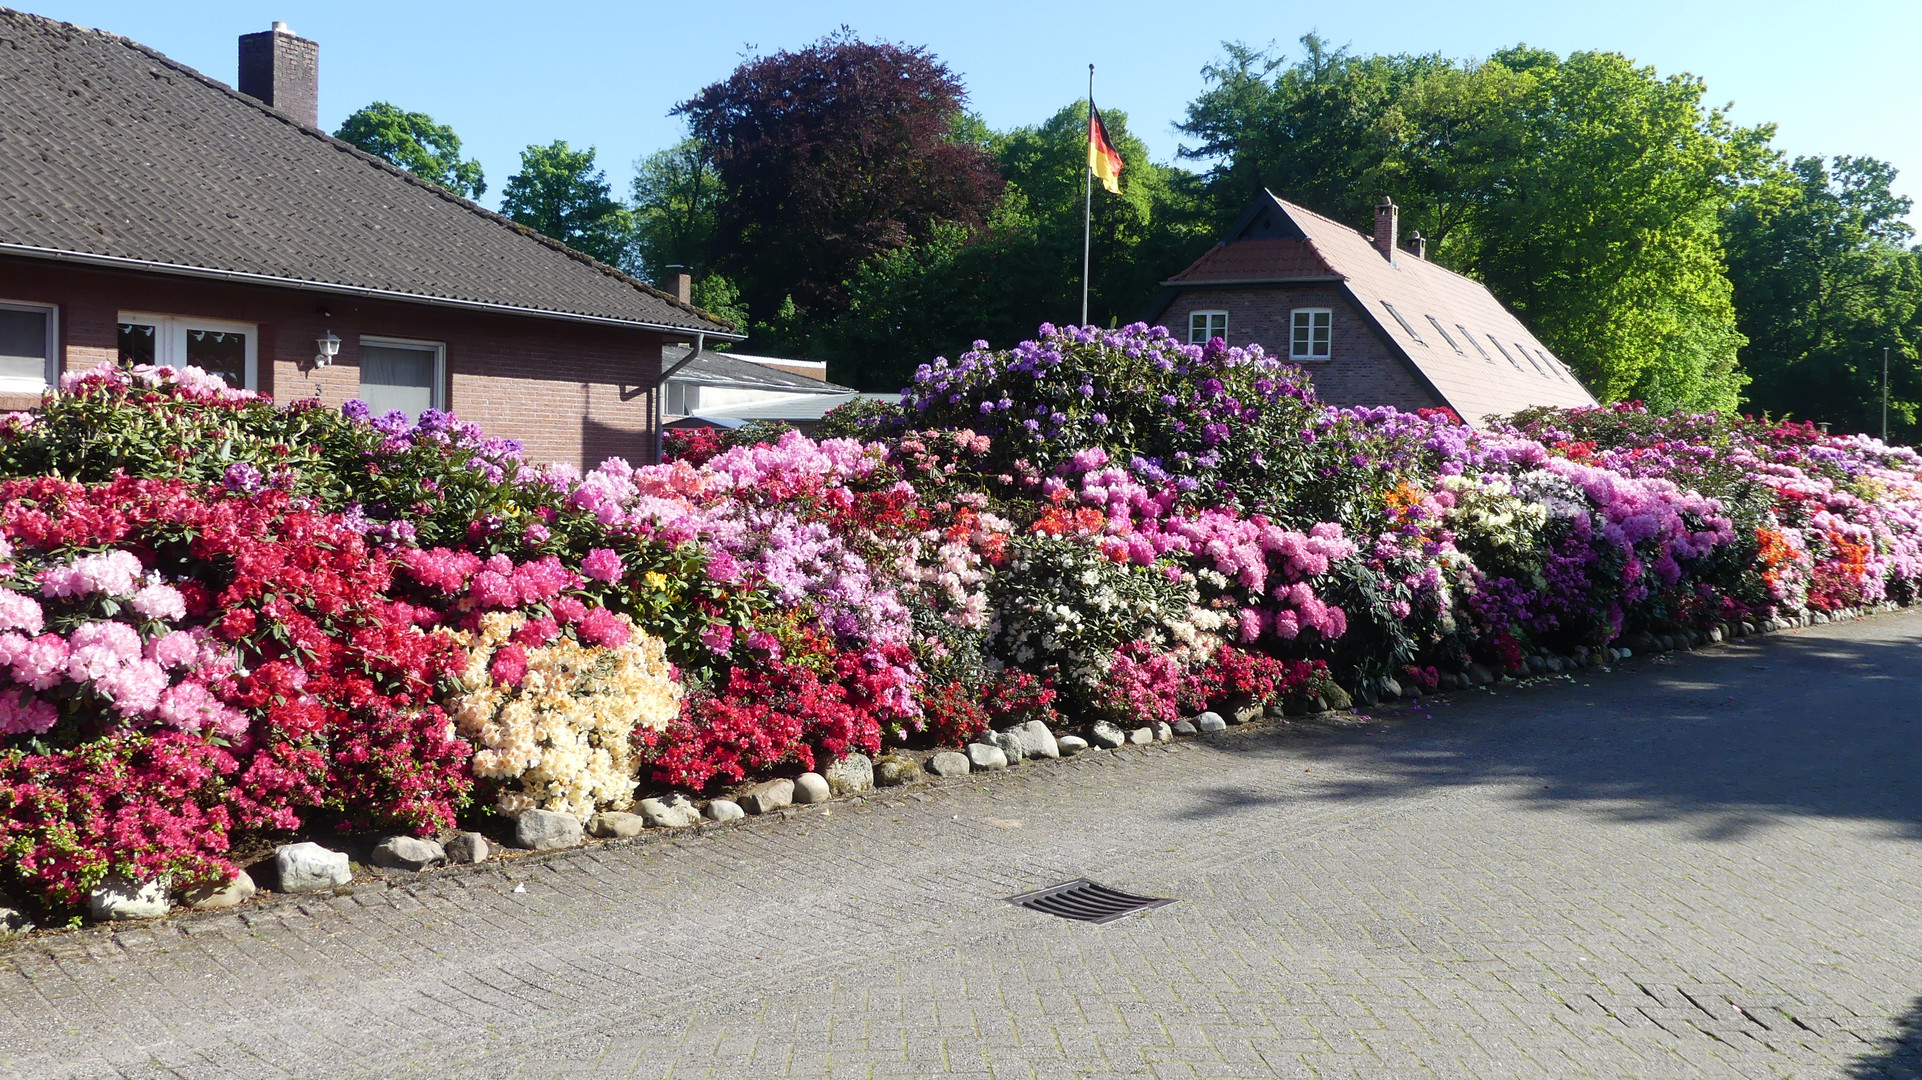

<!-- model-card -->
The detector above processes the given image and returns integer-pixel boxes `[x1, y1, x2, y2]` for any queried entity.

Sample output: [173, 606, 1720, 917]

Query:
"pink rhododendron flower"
[0, 689, 57, 735]
[128, 582, 187, 621]
[40, 550, 144, 598]
[581, 547, 623, 583]
[573, 608, 630, 648]
[0, 591, 44, 634]
[147, 630, 200, 669]
[700, 623, 735, 654]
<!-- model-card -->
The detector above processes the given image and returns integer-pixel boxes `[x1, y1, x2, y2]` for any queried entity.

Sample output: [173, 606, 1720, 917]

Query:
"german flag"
[1087, 104, 1123, 194]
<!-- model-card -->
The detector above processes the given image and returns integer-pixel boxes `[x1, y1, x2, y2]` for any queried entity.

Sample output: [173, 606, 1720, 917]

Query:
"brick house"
[0, 13, 738, 466]
[1149, 191, 1597, 425]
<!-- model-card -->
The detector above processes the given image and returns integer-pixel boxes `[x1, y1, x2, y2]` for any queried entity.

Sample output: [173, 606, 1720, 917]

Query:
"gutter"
[0, 243, 746, 341]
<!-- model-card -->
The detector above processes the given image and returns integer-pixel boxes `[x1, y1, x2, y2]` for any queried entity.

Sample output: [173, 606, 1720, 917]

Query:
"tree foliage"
[673, 31, 1004, 320]
[1726, 155, 1922, 437]
[499, 141, 632, 268]
[334, 101, 486, 199]
[628, 138, 721, 285]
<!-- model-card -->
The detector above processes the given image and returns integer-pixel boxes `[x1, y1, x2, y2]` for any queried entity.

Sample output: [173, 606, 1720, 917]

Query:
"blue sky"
[24, 1, 1922, 229]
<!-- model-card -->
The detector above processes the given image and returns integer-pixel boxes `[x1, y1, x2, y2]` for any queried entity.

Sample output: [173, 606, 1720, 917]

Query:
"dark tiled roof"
[0, 10, 735, 336]
[663, 347, 853, 393]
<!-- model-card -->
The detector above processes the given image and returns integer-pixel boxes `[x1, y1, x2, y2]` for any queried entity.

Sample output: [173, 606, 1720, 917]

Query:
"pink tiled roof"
[1167, 237, 1339, 282]
[1270, 197, 1598, 424]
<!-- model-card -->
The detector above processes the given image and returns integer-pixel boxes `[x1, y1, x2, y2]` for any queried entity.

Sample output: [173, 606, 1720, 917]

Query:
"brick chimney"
[1405, 230, 1427, 260]
[1373, 197, 1399, 261]
[665, 265, 692, 306]
[238, 22, 319, 128]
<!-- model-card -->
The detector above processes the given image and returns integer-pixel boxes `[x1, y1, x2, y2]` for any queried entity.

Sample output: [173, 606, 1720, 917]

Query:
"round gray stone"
[514, 809, 583, 851]
[1056, 734, 1089, 755]
[589, 811, 647, 838]
[638, 793, 700, 829]
[444, 832, 490, 864]
[824, 753, 875, 794]
[1011, 720, 1059, 759]
[738, 779, 795, 815]
[89, 875, 170, 921]
[371, 836, 447, 871]
[182, 870, 256, 910]
[792, 772, 831, 804]
[1089, 721, 1126, 749]
[275, 842, 352, 893]
[703, 799, 745, 822]
[1197, 712, 1227, 733]
[928, 751, 972, 777]
[1172, 719, 1198, 736]
[966, 743, 1008, 770]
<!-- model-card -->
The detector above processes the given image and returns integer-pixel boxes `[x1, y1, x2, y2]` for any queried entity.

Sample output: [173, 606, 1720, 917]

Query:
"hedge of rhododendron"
[7, 330, 1922, 917]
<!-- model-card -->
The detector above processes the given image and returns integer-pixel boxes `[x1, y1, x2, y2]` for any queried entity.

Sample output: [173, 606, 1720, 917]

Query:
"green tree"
[1178, 40, 1764, 412]
[674, 32, 1004, 321]
[629, 138, 721, 284]
[799, 102, 1213, 389]
[500, 141, 632, 267]
[1726, 155, 1922, 437]
[334, 101, 486, 199]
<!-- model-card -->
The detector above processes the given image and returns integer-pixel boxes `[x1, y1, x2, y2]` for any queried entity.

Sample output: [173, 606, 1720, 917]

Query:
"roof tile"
[0, 10, 732, 335]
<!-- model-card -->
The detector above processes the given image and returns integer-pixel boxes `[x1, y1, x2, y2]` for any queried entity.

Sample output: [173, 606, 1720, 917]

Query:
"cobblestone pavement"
[6, 613, 1922, 1080]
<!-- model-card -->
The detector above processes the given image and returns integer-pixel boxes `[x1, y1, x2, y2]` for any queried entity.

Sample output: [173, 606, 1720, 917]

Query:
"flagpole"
[1082, 63, 1094, 328]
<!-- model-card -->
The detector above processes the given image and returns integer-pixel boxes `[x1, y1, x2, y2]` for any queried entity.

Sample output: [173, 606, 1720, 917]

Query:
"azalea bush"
[10, 328, 1922, 917]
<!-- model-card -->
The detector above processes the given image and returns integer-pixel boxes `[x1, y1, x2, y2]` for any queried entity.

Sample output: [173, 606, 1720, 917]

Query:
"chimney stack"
[665, 265, 692, 306]
[1405, 230, 1427, 260]
[1373, 197, 1399, 261]
[238, 22, 319, 128]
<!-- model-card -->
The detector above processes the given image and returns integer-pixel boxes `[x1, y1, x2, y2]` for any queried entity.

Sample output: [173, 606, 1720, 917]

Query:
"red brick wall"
[0, 257, 670, 467]
[1154, 285, 1441, 412]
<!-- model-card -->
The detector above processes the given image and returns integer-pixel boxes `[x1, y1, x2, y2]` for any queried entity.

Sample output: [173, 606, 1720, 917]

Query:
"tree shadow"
[1221, 623, 1922, 841]
[1850, 995, 1922, 1077]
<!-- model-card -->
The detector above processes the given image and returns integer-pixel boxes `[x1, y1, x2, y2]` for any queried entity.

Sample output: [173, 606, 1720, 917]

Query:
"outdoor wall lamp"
[314, 329, 341, 366]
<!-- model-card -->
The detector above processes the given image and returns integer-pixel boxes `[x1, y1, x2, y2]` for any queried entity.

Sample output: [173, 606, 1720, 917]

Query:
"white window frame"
[663, 379, 698, 417]
[118, 311, 258, 389]
[0, 299, 58, 394]
[359, 335, 447, 412]
[1187, 310, 1228, 345]
[1289, 308, 1333, 361]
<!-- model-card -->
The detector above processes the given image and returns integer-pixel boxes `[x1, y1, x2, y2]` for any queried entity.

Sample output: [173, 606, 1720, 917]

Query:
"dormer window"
[1290, 308, 1332, 360]
[1188, 310, 1227, 345]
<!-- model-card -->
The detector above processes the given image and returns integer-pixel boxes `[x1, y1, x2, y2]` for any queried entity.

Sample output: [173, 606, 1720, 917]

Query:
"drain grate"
[1008, 879, 1176, 924]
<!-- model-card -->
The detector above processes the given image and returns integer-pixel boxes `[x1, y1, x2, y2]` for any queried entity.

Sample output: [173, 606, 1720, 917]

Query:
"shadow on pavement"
[1851, 995, 1922, 1078]
[1194, 621, 1922, 842]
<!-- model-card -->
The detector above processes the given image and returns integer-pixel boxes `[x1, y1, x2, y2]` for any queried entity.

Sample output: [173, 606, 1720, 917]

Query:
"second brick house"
[1149, 191, 1597, 425]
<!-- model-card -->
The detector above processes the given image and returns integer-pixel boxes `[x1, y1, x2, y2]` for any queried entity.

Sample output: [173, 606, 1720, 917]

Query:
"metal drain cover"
[1008, 879, 1175, 924]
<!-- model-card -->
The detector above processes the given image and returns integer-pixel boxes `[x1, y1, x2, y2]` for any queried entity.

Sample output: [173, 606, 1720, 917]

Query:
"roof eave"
[0, 243, 746, 340]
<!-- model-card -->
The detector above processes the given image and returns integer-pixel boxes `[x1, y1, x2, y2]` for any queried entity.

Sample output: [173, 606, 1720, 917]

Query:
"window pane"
[360, 343, 438, 420]
[118, 322, 156, 366]
[1312, 312, 1331, 355]
[0, 308, 48, 384]
[1210, 313, 1227, 337]
[184, 328, 246, 387]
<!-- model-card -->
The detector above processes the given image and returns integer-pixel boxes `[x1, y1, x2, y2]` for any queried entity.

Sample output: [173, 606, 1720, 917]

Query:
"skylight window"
[1381, 302, 1425, 345]
[1536, 349, 1567, 382]
[1487, 335, 1524, 371]
[1426, 315, 1463, 355]
[1516, 342, 1548, 377]
[1459, 325, 1494, 364]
